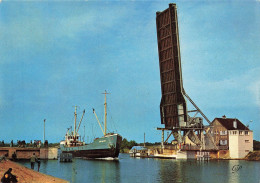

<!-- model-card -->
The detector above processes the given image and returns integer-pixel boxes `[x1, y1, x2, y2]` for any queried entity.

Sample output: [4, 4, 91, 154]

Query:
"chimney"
[222, 115, 226, 119]
[233, 119, 237, 129]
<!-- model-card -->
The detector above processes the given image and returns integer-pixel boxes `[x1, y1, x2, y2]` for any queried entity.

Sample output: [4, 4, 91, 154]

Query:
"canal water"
[18, 153, 259, 183]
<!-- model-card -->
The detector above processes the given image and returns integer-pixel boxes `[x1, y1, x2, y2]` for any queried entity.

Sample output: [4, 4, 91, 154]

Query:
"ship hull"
[60, 134, 122, 159]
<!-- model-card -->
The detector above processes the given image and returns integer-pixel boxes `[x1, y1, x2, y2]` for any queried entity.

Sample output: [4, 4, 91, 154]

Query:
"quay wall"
[40, 148, 58, 159]
[148, 146, 233, 159]
[177, 151, 196, 159]
[16, 149, 40, 159]
[210, 150, 230, 159]
[0, 147, 58, 160]
[0, 150, 8, 157]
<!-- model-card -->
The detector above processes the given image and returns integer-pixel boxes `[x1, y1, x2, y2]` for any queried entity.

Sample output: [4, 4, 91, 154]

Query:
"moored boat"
[129, 146, 148, 158]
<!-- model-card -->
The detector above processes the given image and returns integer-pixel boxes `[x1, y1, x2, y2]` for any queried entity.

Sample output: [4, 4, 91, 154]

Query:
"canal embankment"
[127, 144, 260, 160]
[0, 159, 68, 183]
[244, 151, 260, 161]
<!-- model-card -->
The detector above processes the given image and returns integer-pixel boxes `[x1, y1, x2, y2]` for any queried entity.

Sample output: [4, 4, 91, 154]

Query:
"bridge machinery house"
[210, 116, 253, 159]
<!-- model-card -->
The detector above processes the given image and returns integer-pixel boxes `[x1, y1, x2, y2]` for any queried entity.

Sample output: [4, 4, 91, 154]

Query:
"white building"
[211, 116, 253, 159]
[229, 128, 253, 159]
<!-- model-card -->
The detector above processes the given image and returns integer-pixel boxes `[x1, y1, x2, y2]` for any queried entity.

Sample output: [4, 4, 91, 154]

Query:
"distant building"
[210, 116, 253, 159]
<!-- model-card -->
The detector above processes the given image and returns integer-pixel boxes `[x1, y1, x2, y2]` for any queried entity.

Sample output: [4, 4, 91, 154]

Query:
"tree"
[120, 138, 137, 152]
[253, 140, 260, 150]
[128, 140, 137, 149]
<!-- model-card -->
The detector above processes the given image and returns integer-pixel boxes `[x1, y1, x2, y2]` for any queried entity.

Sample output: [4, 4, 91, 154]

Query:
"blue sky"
[0, 1, 259, 143]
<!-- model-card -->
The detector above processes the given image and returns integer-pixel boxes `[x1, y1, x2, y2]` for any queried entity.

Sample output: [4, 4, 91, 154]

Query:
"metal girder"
[182, 130, 191, 142]
[164, 131, 173, 143]
[183, 91, 211, 125]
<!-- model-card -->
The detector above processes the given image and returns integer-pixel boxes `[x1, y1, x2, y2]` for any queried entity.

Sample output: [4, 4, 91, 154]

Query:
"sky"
[0, 0, 259, 143]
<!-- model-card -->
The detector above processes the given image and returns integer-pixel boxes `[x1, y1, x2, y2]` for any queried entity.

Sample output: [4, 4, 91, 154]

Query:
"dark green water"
[18, 154, 259, 183]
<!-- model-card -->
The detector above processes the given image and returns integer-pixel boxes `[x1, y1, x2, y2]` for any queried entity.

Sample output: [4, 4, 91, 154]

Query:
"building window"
[245, 131, 249, 135]
[245, 140, 249, 143]
[220, 131, 227, 135]
[233, 131, 237, 135]
[219, 140, 227, 145]
[239, 131, 243, 135]
[245, 150, 249, 152]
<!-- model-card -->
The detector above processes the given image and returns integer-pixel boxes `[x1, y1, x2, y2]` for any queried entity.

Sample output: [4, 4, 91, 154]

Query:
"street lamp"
[247, 120, 253, 128]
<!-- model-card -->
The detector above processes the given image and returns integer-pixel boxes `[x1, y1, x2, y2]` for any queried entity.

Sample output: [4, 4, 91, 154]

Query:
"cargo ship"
[60, 91, 122, 159]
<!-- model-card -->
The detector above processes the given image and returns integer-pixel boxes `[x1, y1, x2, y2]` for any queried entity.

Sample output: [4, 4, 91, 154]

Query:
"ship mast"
[102, 90, 110, 136]
[77, 109, 85, 133]
[74, 106, 78, 139]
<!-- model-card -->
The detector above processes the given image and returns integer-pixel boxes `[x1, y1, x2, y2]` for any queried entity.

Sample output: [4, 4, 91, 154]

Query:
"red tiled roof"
[213, 118, 250, 130]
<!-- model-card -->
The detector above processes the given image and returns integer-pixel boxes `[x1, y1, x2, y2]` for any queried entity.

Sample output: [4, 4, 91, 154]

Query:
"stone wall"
[0, 150, 9, 157]
[40, 148, 58, 159]
[0, 147, 57, 160]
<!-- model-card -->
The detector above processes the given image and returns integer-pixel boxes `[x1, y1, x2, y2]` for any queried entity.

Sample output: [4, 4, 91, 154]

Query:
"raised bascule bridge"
[156, 3, 217, 153]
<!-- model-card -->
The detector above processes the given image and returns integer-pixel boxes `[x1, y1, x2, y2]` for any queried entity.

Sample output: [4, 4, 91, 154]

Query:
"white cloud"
[54, 5, 130, 39]
[249, 77, 260, 107]
[0, 3, 132, 64]
[184, 67, 260, 108]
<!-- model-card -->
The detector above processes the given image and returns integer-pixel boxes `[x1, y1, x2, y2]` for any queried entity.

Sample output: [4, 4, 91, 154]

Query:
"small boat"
[129, 146, 148, 158]
[60, 91, 122, 159]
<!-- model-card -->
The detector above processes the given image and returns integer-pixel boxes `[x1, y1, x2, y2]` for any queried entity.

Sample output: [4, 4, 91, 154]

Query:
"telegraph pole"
[144, 133, 146, 147]
[43, 119, 46, 144]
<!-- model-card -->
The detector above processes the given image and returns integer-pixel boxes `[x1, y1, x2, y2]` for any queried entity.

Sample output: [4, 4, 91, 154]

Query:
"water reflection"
[71, 160, 77, 183]
[157, 159, 199, 183]
[157, 159, 253, 183]
[16, 154, 259, 183]
[228, 160, 241, 183]
[70, 159, 120, 183]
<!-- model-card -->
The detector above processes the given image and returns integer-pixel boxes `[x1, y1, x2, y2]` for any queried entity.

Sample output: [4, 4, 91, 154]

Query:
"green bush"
[253, 140, 260, 150]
